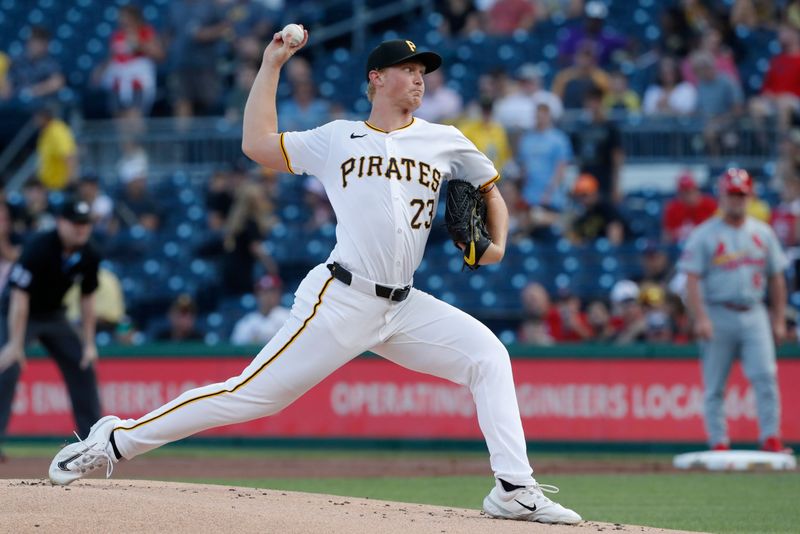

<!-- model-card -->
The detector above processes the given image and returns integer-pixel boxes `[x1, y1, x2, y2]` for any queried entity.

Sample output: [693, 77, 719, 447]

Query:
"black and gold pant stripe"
[115, 275, 335, 433]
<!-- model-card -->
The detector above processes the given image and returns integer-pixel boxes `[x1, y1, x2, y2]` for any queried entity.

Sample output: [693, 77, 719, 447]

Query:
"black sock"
[109, 430, 123, 460]
[499, 478, 525, 492]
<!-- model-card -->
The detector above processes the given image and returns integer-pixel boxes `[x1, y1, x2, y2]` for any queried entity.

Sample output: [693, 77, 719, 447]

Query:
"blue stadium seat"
[1, 2, 789, 338]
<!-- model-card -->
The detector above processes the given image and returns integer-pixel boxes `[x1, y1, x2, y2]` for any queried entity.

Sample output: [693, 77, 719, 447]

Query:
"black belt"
[327, 262, 411, 302]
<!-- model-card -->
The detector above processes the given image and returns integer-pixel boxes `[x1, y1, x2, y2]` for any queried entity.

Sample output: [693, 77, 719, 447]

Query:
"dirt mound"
[2, 479, 695, 534]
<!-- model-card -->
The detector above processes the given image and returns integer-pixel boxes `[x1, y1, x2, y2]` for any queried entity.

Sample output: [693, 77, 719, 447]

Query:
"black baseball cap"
[365, 39, 442, 81]
[60, 199, 92, 224]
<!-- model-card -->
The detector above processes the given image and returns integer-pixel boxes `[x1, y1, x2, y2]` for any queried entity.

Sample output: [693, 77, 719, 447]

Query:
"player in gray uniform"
[679, 168, 792, 453]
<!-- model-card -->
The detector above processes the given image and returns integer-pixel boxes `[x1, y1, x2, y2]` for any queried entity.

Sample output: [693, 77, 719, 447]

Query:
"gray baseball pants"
[700, 303, 780, 445]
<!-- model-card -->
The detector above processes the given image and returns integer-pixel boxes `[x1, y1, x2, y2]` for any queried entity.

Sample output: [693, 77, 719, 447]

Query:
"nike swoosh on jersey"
[350, 133, 367, 139]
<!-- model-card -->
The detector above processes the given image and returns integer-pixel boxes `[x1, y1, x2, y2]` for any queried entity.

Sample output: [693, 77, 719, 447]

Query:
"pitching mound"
[2, 479, 694, 534]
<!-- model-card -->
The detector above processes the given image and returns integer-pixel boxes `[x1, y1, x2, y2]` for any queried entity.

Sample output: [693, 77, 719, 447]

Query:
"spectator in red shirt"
[608, 279, 647, 344]
[750, 24, 800, 131]
[546, 288, 592, 342]
[486, 0, 537, 35]
[662, 171, 718, 244]
[518, 283, 591, 343]
[517, 282, 555, 345]
[97, 5, 164, 122]
[585, 299, 615, 342]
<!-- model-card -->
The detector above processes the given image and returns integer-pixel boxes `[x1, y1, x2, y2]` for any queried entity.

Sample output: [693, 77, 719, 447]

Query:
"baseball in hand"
[281, 24, 304, 47]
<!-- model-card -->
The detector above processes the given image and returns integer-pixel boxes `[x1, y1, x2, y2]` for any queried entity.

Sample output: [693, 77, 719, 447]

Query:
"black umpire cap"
[365, 39, 442, 81]
[60, 199, 92, 224]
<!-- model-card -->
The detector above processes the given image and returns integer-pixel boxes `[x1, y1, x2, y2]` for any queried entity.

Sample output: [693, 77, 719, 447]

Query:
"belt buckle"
[388, 285, 409, 302]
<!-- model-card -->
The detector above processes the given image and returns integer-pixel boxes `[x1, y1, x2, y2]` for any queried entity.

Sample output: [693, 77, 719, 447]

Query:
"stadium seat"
[1, 1, 789, 339]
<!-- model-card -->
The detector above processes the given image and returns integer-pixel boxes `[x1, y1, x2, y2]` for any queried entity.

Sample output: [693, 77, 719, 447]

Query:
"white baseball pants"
[113, 263, 535, 486]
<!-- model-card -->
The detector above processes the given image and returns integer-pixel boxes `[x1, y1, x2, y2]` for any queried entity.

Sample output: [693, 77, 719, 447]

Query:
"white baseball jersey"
[109, 115, 538, 491]
[280, 118, 499, 286]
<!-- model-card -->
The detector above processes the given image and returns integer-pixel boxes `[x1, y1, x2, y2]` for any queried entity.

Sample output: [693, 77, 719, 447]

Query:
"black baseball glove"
[444, 179, 492, 270]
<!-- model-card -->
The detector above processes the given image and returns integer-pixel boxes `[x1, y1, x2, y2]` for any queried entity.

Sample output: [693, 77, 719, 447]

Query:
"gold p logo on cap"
[406, 40, 416, 52]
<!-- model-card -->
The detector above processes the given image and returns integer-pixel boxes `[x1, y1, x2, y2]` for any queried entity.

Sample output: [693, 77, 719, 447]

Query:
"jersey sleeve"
[677, 228, 706, 275]
[448, 126, 499, 191]
[765, 227, 789, 275]
[280, 122, 334, 179]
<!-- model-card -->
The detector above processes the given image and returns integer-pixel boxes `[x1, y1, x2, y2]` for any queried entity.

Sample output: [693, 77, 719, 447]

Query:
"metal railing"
[557, 111, 779, 168]
[0, 116, 38, 182]
[77, 114, 780, 181]
[78, 117, 245, 179]
[304, 0, 431, 52]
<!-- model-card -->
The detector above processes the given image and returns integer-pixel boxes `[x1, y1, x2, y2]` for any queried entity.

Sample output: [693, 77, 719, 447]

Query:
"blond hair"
[366, 68, 383, 102]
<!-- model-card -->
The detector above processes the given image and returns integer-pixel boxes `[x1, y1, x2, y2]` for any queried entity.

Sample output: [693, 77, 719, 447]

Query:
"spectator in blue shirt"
[690, 50, 744, 156]
[517, 103, 573, 212]
[277, 79, 331, 132]
[3, 26, 64, 106]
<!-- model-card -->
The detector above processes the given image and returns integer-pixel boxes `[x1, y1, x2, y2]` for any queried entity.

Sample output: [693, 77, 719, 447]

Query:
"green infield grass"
[172, 472, 799, 534]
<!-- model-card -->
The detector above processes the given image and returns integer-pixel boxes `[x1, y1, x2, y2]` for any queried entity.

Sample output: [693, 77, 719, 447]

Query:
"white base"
[673, 450, 797, 471]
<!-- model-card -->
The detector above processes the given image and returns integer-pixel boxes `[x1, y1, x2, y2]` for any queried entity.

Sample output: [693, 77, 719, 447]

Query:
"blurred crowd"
[2, 0, 800, 346]
[0, 150, 301, 346]
[2, 1, 799, 129]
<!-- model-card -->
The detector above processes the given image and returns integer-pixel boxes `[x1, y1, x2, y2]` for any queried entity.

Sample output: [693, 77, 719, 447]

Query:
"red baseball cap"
[255, 274, 283, 292]
[719, 168, 753, 195]
[677, 172, 696, 191]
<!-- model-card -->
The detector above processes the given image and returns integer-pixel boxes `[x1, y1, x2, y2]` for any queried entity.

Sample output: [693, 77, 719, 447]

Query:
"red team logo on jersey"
[711, 241, 735, 266]
[711, 238, 766, 270]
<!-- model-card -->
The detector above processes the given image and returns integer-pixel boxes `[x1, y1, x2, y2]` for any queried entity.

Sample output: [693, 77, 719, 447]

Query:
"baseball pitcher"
[49, 29, 581, 524]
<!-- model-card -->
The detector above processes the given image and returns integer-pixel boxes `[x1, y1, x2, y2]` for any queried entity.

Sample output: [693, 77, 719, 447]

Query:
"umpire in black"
[0, 198, 102, 451]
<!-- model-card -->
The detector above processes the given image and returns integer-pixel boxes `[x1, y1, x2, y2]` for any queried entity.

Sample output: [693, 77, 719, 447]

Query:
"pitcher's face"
[377, 61, 426, 110]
